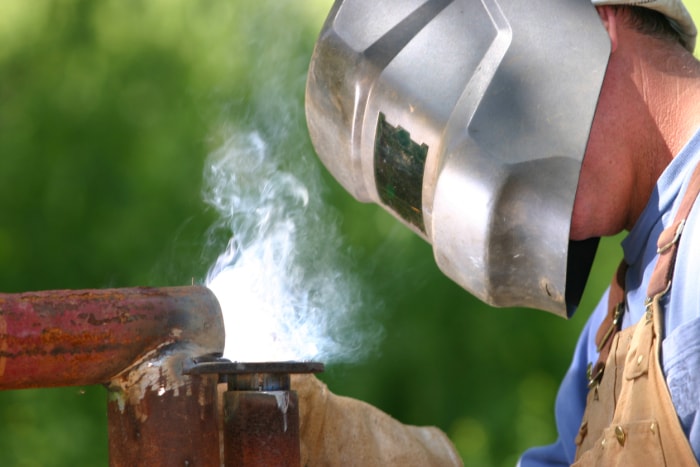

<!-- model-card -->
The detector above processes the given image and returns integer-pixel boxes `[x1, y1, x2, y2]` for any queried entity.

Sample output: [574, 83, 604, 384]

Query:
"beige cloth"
[292, 374, 463, 467]
[573, 295, 697, 466]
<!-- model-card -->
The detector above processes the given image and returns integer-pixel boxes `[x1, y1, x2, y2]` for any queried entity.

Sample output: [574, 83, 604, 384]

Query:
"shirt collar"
[622, 128, 700, 266]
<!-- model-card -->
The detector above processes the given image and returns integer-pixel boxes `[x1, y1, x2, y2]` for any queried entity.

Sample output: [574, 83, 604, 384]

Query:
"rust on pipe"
[0, 285, 225, 464]
[107, 372, 221, 467]
[0, 286, 223, 389]
[186, 359, 323, 466]
[223, 387, 301, 467]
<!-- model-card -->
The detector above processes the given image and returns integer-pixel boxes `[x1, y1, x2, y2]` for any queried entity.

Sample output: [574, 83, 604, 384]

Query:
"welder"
[299, 0, 700, 465]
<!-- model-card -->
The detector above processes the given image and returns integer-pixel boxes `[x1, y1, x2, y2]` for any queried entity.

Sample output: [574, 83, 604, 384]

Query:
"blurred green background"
[0, 1, 698, 465]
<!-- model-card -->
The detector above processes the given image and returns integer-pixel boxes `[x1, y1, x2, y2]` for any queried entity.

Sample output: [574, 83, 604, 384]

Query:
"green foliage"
[0, 1, 697, 465]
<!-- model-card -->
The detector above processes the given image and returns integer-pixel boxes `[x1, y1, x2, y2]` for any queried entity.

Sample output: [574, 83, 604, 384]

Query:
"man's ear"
[596, 5, 619, 53]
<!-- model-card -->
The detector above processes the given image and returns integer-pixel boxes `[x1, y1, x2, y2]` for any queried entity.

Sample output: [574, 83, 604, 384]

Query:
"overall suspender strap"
[588, 262, 627, 387]
[648, 164, 700, 298]
[588, 161, 700, 389]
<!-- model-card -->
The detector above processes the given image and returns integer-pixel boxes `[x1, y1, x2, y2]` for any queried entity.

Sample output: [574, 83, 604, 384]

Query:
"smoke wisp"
[203, 130, 379, 363]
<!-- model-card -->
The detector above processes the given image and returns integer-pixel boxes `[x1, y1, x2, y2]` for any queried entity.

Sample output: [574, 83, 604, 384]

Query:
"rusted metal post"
[0, 285, 225, 464]
[107, 371, 221, 466]
[224, 375, 301, 467]
[187, 361, 323, 467]
[102, 287, 224, 466]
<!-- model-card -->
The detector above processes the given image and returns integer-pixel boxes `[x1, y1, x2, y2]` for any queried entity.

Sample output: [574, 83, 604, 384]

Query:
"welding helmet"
[304, 0, 691, 317]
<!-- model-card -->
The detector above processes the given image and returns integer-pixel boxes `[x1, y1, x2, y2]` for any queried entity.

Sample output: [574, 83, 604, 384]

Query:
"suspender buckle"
[596, 302, 624, 353]
[657, 219, 686, 254]
[587, 361, 605, 388]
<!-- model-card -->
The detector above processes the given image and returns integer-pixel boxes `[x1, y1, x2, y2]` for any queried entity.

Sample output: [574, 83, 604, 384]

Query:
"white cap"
[592, 0, 697, 51]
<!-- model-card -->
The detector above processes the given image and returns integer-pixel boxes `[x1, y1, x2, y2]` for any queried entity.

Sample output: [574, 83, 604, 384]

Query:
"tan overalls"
[573, 164, 700, 466]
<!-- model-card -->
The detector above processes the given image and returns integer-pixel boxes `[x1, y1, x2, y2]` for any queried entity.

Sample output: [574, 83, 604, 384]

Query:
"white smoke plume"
[203, 130, 379, 363]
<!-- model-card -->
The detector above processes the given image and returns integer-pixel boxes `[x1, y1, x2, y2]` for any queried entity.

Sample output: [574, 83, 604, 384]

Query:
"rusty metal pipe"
[0, 285, 225, 465]
[224, 378, 301, 467]
[107, 371, 222, 466]
[0, 286, 223, 389]
[188, 360, 323, 467]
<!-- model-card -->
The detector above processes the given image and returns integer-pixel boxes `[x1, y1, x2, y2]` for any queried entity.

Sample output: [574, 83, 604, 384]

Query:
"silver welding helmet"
[305, 0, 611, 317]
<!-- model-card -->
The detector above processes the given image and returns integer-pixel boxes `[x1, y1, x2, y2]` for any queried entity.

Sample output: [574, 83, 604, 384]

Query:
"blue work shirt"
[519, 128, 700, 466]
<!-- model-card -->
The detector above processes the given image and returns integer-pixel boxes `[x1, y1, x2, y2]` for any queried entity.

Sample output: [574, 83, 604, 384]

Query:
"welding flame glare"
[203, 131, 374, 363]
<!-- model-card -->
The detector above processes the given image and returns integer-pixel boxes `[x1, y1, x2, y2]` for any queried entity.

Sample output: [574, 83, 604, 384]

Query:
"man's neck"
[636, 45, 700, 159]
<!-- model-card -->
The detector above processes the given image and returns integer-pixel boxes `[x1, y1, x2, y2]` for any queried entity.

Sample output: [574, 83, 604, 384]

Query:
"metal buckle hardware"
[597, 302, 624, 353]
[657, 219, 685, 254]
